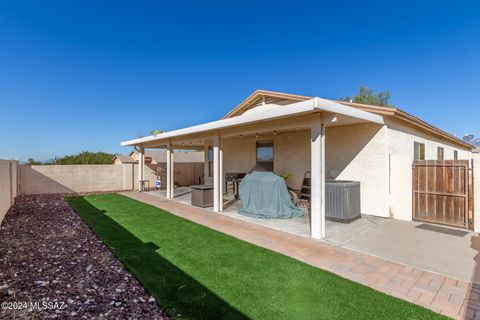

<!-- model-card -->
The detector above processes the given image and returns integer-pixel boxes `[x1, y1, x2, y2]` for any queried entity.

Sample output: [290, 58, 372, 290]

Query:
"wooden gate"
[412, 160, 474, 229]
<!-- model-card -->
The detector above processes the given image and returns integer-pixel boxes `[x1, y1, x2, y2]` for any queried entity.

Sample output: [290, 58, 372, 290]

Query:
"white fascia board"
[314, 97, 384, 125]
[121, 100, 316, 146]
[121, 98, 384, 146]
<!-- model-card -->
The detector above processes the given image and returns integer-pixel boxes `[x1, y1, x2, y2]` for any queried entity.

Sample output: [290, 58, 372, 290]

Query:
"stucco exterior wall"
[222, 124, 390, 217]
[223, 138, 257, 175]
[474, 158, 480, 232]
[386, 117, 472, 221]
[274, 130, 311, 190]
[389, 155, 412, 221]
[0, 160, 19, 224]
[326, 123, 390, 217]
[222, 131, 311, 190]
[386, 118, 471, 161]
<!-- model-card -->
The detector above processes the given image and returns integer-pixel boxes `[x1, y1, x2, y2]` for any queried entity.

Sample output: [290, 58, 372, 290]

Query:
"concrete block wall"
[0, 159, 19, 224]
[18, 162, 204, 196]
[19, 164, 132, 195]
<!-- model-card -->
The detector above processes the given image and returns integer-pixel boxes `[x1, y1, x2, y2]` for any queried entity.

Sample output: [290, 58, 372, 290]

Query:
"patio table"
[225, 172, 246, 199]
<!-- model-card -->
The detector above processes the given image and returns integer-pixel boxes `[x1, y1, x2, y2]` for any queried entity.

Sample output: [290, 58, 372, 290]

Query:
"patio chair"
[299, 171, 311, 208]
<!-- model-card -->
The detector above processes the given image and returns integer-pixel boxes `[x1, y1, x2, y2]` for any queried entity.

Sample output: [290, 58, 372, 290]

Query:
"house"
[113, 150, 205, 187]
[121, 90, 474, 239]
[473, 147, 480, 159]
[112, 154, 137, 165]
[128, 149, 204, 164]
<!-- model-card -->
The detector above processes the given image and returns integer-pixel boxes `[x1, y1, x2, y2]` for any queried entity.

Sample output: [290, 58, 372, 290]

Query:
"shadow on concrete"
[68, 196, 248, 320]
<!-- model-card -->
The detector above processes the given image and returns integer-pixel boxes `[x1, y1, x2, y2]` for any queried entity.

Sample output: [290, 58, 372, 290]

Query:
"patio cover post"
[310, 113, 326, 239]
[219, 136, 224, 211]
[138, 146, 145, 191]
[166, 142, 174, 199]
[203, 145, 209, 184]
[213, 133, 220, 212]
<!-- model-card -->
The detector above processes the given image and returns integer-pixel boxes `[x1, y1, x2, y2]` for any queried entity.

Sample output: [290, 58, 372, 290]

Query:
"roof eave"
[121, 98, 384, 147]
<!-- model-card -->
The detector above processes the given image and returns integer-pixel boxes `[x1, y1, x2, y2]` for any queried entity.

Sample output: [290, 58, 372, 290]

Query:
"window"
[414, 142, 425, 160]
[256, 140, 274, 171]
[454, 150, 458, 160]
[437, 147, 444, 160]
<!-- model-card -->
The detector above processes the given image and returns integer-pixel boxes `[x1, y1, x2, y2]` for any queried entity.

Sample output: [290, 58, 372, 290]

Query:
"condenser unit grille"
[325, 180, 361, 223]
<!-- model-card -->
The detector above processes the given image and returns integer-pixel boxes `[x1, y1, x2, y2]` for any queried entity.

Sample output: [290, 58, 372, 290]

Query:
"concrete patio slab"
[343, 219, 480, 284]
[146, 188, 386, 242]
[325, 215, 386, 246]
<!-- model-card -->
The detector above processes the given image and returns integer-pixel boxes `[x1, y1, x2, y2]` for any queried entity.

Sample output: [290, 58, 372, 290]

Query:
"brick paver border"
[120, 191, 479, 319]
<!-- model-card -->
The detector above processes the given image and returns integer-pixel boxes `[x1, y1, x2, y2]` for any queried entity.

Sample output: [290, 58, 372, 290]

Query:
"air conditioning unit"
[325, 180, 361, 223]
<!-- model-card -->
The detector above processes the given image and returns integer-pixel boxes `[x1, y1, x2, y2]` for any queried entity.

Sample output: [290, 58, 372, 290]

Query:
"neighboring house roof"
[112, 154, 137, 164]
[223, 90, 472, 150]
[473, 148, 480, 154]
[130, 150, 204, 163]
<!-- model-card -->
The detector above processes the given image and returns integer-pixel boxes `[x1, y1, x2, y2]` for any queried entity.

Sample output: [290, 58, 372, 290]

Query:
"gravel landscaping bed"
[0, 194, 169, 320]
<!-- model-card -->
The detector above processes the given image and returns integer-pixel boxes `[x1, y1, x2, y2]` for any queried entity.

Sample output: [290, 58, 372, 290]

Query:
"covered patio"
[121, 97, 384, 239]
[146, 186, 386, 245]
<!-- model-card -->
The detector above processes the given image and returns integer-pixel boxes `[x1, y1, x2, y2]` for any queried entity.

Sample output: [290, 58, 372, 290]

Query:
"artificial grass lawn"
[67, 194, 446, 320]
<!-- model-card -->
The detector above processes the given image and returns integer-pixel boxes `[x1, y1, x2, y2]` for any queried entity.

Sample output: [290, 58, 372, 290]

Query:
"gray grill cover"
[239, 171, 303, 219]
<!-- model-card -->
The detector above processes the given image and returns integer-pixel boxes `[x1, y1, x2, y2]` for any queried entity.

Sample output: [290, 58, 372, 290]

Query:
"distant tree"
[150, 130, 164, 137]
[340, 86, 394, 107]
[55, 151, 115, 165]
[463, 134, 480, 147]
[463, 134, 474, 143]
[27, 158, 42, 165]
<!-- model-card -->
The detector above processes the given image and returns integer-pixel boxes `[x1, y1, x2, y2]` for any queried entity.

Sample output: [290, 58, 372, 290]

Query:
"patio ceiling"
[121, 98, 384, 148]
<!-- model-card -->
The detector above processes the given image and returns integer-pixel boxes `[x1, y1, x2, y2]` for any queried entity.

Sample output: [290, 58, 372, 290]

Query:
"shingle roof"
[113, 154, 137, 163]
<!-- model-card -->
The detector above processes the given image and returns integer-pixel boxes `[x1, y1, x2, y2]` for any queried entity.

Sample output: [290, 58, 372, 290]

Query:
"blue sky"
[0, 1, 479, 161]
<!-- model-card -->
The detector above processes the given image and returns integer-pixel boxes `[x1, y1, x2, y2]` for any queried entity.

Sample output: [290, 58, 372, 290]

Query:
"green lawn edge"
[66, 193, 447, 320]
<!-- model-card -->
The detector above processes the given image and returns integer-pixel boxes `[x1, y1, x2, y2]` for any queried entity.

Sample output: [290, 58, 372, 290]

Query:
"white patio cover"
[121, 98, 384, 147]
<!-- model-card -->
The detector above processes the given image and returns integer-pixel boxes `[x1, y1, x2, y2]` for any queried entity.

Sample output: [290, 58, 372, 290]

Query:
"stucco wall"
[274, 130, 311, 190]
[222, 124, 390, 217]
[389, 155, 412, 221]
[223, 138, 257, 175]
[386, 118, 471, 160]
[220, 117, 473, 221]
[474, 158, 480, 233]
[222, 131, 311, 190]
[326, 123, 390, 217]
[0, 159, 19, 224]
[386, 117, 471, 221]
